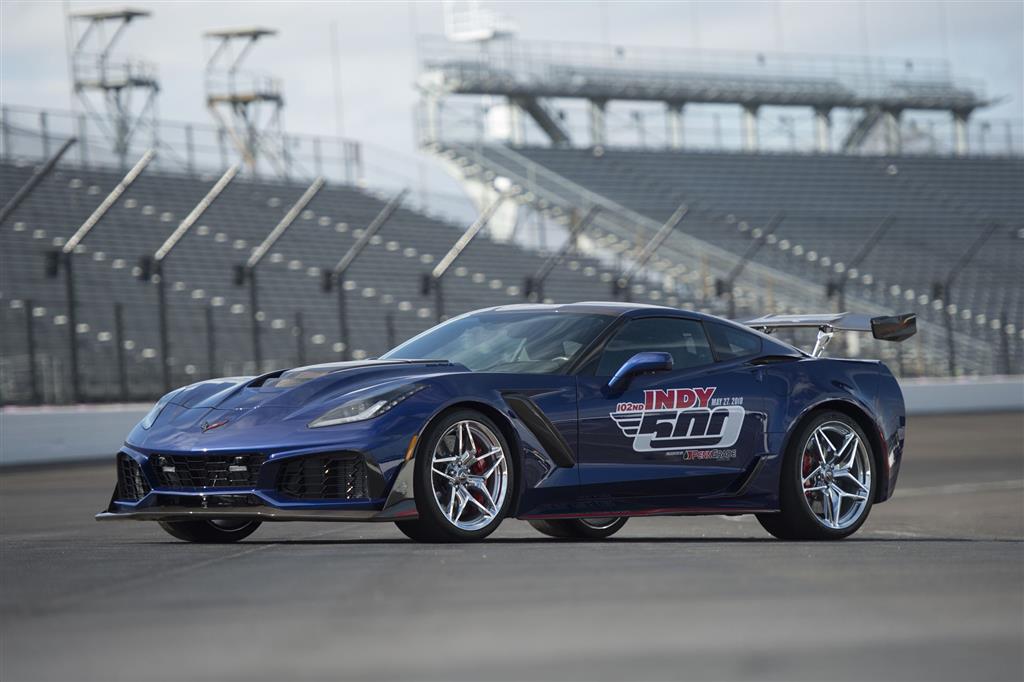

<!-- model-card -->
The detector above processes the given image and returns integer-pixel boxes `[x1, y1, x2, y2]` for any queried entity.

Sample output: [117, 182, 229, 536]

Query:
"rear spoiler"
[744, 312, 917, 357]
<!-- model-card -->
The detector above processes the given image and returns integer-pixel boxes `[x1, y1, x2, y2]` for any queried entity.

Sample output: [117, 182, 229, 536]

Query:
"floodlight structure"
[68, 8, 159, 168]
[205, 28, 286, 177]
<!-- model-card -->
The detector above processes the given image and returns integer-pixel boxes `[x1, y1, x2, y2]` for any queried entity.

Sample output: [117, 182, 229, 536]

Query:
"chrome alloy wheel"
[430, 420, 509, 532]
[800, 421, 872, 530]
[579, 518, 619, 530]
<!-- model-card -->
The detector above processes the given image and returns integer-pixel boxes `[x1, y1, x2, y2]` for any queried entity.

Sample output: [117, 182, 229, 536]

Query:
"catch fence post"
[205, 303, 216, 378]
[114, 302, 128, 400]
[25, 299, 40, 404]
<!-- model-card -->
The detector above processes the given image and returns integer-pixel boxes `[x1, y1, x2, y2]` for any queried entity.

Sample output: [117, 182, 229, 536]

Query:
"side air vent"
[275, 454, 368, 500]
[116, 453, 151, 501]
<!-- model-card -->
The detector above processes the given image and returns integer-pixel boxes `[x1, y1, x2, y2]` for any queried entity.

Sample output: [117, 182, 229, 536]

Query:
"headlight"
[308, 384, 425, 428]
[140, 390, 179, 430]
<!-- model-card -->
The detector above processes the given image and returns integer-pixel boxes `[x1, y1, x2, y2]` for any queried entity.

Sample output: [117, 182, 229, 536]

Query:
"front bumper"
[97, 447, 419, 523]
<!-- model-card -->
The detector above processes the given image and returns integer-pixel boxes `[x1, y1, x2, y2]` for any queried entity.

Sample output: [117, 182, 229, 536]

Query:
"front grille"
[151, 454, 266, 489]
[117, 453, 151, 501]
[275, 454, 368, 500]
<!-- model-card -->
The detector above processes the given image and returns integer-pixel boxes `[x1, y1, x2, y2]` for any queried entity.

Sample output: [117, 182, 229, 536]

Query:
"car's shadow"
[137, 535, 1020, 546]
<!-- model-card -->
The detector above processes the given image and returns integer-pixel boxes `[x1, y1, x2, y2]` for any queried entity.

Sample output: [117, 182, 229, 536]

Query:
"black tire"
[397, 409, 515, 543]
[757, 411, 876, 541]
[158, 519, 261, 543]
[394, 518, 441, 542]
[529, 517, 628, 540]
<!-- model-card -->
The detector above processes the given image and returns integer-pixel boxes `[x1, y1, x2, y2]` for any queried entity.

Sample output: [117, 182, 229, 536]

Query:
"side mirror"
[606, 352, 673, 395]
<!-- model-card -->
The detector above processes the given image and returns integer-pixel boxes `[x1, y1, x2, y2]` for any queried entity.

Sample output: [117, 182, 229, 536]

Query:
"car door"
[576, 316, 776, 507]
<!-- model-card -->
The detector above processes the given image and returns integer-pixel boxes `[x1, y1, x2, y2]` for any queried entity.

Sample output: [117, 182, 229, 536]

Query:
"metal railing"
[416, 97, 1023, 157]
[418, 35, 989, 106]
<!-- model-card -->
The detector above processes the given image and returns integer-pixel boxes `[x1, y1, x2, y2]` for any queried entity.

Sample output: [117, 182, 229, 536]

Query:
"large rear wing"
[744, 312, 917, 357]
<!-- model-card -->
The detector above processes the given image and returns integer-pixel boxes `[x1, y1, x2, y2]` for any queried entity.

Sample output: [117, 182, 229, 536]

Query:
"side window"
[706, 321, 762, 361]
[596, 318, 714, 376]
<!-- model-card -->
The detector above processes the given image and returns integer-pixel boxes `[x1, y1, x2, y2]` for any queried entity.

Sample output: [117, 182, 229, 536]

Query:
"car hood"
[128, 359, 466, 453]
[169, 359, 464, 411]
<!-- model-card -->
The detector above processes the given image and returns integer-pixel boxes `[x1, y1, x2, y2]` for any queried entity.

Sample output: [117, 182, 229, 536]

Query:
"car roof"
[479, 302, 801, 355]
[485, 301, 702, 319]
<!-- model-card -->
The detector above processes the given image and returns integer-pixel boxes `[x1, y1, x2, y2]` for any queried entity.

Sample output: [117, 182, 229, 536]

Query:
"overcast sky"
[2, 1, 1022, 180]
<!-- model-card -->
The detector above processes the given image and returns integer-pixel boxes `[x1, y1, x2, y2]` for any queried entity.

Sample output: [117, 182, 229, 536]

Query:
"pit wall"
[2, 377, 1022, 466]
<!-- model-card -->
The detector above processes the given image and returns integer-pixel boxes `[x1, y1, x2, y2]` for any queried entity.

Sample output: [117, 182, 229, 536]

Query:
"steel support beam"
[589, 99, 607, 147]
[953, 110, 970, 156]
[325, 189, 407, 360]
[57, 150, 154, 402]
[0, 137, 77, 226]
[147, 165, 238, 392]
[742, 105, 759, 151]
[427, 194, 506, 323]
[241, 177, 325, 371]
[883, 110, 902, 155]
[666, 102, 685, 150]
[814, 108, 832, 153]
[613, 203, 689, 301]
[525, 205, 600, 302]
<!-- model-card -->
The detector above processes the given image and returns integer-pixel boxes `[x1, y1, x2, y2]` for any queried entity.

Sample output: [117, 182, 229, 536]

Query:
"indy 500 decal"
[610, 387, 745, 452]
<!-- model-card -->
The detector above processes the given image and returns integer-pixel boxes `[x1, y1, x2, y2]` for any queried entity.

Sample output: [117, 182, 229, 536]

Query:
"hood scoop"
[256, 359, 451, 389]
[198, 359, 459, 411]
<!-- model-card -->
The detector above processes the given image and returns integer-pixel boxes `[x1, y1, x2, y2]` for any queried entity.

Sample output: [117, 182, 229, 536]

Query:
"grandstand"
[1, 24, 1021, 405]
[418, 36, 1023, 380]
[0, 154, 681, 404]
[441, 143, 1022, 346]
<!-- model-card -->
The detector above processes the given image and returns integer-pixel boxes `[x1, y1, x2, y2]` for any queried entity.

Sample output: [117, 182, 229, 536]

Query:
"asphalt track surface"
[1, 412, 1022, 682]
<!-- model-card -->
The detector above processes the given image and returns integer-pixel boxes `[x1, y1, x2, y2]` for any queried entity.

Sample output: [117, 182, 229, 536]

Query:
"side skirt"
[520, 506, 778, 520]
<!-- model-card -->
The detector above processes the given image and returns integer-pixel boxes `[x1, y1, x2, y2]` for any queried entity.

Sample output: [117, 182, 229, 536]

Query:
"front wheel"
[529, 517, 628, 540]
[158, 519, 261, 543]
[396, 409, 513, 543]
[757, 411, 876, 540]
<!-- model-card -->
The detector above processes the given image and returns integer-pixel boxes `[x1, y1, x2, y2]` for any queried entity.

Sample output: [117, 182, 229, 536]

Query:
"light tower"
[204, 27, 286, 177]
[68, 7, 159, 168]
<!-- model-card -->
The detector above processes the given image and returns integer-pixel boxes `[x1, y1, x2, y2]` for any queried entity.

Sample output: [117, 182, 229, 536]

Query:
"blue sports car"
[97, 303, 915, 543]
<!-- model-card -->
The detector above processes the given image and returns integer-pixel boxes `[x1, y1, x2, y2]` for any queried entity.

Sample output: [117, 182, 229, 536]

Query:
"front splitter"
[96, 499, 418, 523]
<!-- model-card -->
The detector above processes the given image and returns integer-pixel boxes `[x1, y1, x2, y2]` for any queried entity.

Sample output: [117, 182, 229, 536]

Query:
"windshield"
[381, 311, 613, 374]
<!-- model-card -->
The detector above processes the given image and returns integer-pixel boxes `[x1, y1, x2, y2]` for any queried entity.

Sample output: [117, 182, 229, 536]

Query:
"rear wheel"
[757, 411, 876, 540]
[395, 409, 513, 543]
[529, 517, 628, 540]
[158, 519, 261, 543]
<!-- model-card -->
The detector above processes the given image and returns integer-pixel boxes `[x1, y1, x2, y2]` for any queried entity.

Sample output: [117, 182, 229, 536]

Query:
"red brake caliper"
[801, 450, 814, 489]
[470, 441, 487, 505]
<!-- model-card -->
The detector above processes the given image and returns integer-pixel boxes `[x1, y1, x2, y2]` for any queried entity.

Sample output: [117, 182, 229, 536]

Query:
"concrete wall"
[1, 404, 149, 467]
[900, 376, 1024, 415]
[1, 377, 1022, 466]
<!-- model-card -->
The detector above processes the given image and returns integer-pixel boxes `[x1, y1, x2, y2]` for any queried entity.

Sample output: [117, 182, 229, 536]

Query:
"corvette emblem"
[610, 387, 745, 452]
[200, 418, 229, 433]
